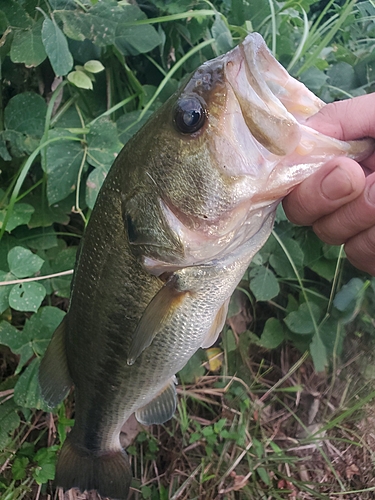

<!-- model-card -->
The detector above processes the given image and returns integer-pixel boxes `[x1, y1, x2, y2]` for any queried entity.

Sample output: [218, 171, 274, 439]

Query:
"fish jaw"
[210, 32, 374, 195]
[240, 32, 325, 123]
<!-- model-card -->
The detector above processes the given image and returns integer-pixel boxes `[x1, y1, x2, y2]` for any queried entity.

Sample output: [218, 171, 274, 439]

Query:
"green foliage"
[249, 266, 280, 301]
[0, 0, 375, 498]
[257, 318, 285, 349]
[41, 16, 74, 76]
[8, 247, 44, 278]
[0, 396, 20, 449]
[10, 18, 46, 67]
[32, 446, 58, 484]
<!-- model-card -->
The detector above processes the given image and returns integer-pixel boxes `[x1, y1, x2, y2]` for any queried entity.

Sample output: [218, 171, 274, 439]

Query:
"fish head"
[123, 33, 374, 273]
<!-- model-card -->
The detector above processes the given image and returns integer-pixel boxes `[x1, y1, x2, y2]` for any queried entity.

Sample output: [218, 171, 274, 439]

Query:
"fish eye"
[174, 96, 207, 134]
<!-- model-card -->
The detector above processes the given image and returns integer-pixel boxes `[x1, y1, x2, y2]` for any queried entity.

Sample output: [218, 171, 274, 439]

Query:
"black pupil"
[174, 97, 206, 134]
[183, 109, 200, 127]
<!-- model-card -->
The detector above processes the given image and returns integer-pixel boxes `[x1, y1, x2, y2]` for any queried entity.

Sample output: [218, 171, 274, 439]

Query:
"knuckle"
[340, 202, 361, 231]
[312, 212, 348, 245]
[345, 227, 375, 274]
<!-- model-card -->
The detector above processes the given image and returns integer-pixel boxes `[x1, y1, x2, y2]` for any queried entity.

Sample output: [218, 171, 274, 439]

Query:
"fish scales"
[39, 33, 374, 500]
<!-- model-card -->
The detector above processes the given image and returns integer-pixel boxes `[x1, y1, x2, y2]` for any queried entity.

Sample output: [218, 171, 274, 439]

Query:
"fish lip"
[223, 33, 324, 130]
[224, 33, 290, 114]
[238, 34, 287, 115]
[222, 34, 301, 157]
[240, 36, 375, 160]
[206, 33, 373, 186]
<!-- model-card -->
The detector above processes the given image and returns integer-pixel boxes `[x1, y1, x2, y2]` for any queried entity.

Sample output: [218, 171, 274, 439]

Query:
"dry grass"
[29, 335, 374, 500]
[1, 312, 374, 500]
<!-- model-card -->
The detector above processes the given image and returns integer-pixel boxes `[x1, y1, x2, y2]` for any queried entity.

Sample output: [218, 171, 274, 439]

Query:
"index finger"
[307, 93, 375, 141]
[307, 94, 375, 169]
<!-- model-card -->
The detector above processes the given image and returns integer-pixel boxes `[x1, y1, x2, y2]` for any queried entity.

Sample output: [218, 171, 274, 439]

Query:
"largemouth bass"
[39, 33, 373, 500]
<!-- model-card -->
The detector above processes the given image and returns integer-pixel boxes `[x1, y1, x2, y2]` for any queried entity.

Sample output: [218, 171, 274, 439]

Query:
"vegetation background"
[0, 0, 375, 499]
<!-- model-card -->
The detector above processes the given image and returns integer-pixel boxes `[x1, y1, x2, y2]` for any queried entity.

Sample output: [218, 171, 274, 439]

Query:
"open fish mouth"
[239, 33, 325, 125]
[217, 32, 373, 186]
[225, 34, 305, 157]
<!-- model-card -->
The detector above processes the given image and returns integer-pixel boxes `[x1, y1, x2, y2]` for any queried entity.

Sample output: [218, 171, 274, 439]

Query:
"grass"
[1, 278, 375, 500]
[124, 335, 375, 500]
[3, 326, 370, 500]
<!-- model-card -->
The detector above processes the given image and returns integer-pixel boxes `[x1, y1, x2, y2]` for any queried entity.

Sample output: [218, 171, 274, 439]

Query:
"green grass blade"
[287, 7, 310, 72]
[296, 0, 357, 76]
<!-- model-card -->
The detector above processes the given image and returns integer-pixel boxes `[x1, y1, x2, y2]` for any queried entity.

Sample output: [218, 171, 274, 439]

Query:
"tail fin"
[56, 435, 132, 500]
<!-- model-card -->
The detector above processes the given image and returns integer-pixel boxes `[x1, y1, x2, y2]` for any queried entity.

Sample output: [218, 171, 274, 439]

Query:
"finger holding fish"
[283, 157, 366, 225]
[307, 94, 375, 168]
[283, 92, 375, 276]
[344, 224, 375, 275]
[312, 173, 375, 245]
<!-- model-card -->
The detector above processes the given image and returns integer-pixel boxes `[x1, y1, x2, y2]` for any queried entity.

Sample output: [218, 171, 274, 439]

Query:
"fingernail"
[367, 181, 375, 205]
[321, 166, 354, 201]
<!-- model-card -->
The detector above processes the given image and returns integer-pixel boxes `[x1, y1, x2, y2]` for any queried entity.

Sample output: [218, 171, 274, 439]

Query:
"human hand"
[283, 93, 375, 276]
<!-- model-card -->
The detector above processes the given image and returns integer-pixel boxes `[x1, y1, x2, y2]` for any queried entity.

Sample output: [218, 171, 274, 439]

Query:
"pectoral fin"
[135, 377, 177, 425]
[201, 298, 230, 349]
[127, 279, 190, 365]
[38, 316, 73, 409]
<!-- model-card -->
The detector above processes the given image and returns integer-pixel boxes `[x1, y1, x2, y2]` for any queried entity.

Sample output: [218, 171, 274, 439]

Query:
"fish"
[38, 32, 374, 500]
